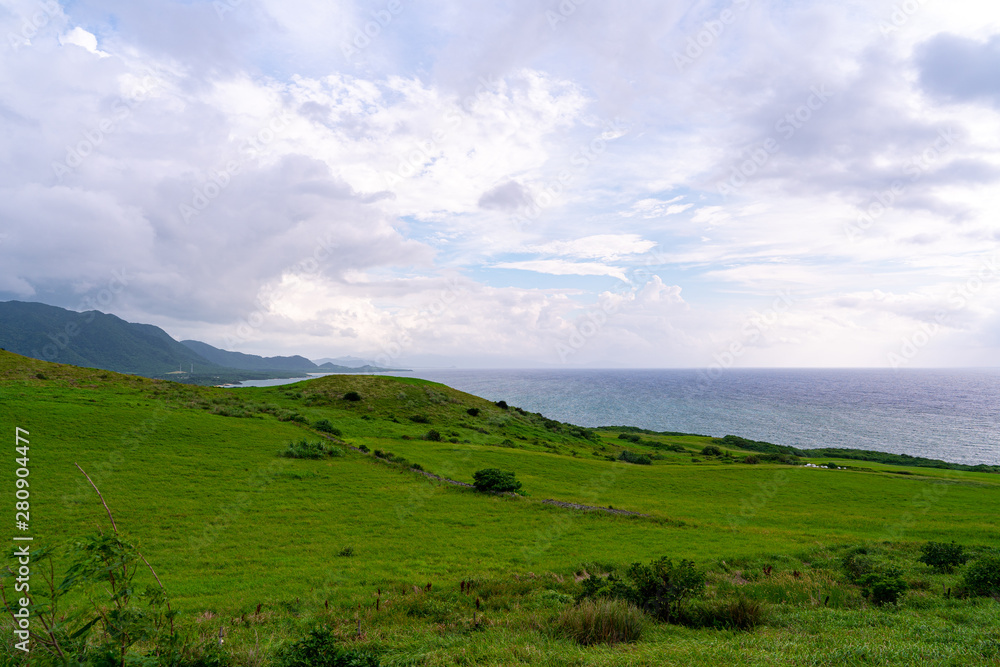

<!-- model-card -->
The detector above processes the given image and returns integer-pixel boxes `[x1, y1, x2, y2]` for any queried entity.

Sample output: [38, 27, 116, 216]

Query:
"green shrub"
[411, 463, 424, 471]
[918, 541, 968, 573]
[841, 546, 879, 583]
[627, 557, 705, 622]
[618, 433, 641, 443]
[860, 568, 907, 605]
[343, 391, 362, 402]
[617, 450, 652, 465]
[276, 628, 378, 667]
[467, 408, 480, 417]
[425, 430, 442, 442]
[580, 557, 705, 624]
[961, 554, 1000, 597]
[280, 439, 344, 459]
[495, 400, 509, 409]
[701, 445, 723, 456]
[358, 444, 370, 453]
[743, 455, 760, 464]
[276, 410, 307, 422]
[409, 414, 430, 424]
[338, 546, 355, 557]
[555, 598, 644, 646]
[472, 468, 522, 494]
[312, 419, 342, 436]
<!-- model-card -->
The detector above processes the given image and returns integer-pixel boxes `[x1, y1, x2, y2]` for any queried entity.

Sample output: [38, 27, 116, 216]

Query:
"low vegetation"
[1, 350, 998, 665]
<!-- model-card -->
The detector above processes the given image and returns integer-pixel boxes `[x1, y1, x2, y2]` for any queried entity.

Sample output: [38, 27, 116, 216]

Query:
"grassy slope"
[1, 351, 998, 666]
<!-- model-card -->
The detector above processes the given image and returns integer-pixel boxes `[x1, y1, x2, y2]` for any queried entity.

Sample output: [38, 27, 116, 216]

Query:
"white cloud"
[493, 259, 628, 282]
[522, 234, 657, 261]
[2, 0, 1000, 367]
[59, 27, 109, 57]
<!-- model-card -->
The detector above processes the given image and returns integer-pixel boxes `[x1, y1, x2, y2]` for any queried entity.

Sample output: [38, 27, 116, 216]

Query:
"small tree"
[472, 468, 522, 494]
[860, 568, 907, 605]
[343, 391, 362, 402]
[961, 554, 1000, 597]
[627, 557, 705, 623]
[918, 541, 968, 573]
[313, 419, 342, 436]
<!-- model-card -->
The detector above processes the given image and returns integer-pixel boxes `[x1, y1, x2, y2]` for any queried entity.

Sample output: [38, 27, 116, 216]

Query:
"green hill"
[180, 339, 321, 372]
[0, 300, 219, 376]
[1, 350, 998, 666]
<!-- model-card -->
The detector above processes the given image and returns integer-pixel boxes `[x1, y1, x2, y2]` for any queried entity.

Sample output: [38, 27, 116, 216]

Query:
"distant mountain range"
[0, 300, 403, 384]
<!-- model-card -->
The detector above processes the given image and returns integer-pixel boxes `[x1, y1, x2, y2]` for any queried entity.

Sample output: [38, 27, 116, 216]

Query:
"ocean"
[379, 368, 1000, 467]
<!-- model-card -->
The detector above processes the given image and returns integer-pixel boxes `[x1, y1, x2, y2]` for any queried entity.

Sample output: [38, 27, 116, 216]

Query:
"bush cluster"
[961, 554, 1000, 597]
[277, 628, 379, 667]
[472, 468, 522, 494]
[918, 541, 968, 573]
[280, 439, 344, 459]
[312, 419, 342, 436]
[580, 557, 705, 624]
[617, 450, 652, 465]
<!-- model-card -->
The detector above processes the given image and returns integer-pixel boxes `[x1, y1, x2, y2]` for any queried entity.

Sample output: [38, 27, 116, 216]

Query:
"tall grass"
[555, 598, 645, 645]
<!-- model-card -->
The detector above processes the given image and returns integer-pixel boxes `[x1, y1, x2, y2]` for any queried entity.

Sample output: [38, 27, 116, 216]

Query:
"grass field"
[0, 350, 998, 666]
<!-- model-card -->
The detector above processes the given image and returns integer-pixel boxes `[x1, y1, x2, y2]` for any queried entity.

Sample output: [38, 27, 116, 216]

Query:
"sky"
[1, 0, 1000, 369]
